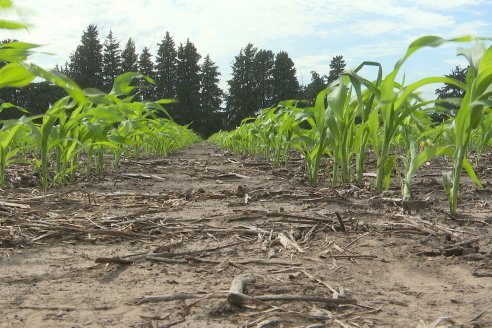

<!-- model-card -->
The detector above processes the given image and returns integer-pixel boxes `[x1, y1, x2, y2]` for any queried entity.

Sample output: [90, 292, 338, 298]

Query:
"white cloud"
[411, 0, 484, 10]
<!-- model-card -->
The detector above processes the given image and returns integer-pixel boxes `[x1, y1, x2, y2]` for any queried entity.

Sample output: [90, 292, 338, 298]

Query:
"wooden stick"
[341, 232, 369, 253]
[227, 274, 257, 306]
[120, 173, 166, 181]
[0, 201, 30, 209]
[135, 293, 214, 305]
[254, 295, 357, 304]
[278, 232, 304, 253]
[335, 212, 346, 232]
[150, 240, 244, 258]
[95, 257, 134, 265]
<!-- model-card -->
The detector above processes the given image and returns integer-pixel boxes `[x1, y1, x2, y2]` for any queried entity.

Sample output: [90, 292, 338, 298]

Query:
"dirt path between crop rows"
[1, 142, 492, 327]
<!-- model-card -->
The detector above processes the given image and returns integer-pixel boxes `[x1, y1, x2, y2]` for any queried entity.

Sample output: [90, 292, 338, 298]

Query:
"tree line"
[0, 25, 348, 136]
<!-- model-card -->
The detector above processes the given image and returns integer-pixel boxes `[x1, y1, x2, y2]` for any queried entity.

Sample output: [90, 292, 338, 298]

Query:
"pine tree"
[155, 32, 177, 99]
[254, 49, 275, 108]
[199, 54, 224, 137]
[102, 30, 122, 92]
[226, 43, 258, 128]
[327, 55, 346, 84]
[175, 39, 201, 126]
[435, 65, 468, 116]
[121, 38, 138, 73]
[137, 46, 155, 101]
[303, 71, 326, 102]
[272, 51, 299, 104]
[69, 24, 104, 89]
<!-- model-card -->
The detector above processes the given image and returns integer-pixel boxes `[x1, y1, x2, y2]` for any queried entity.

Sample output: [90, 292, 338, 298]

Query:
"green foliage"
[302, 71, 326, 103]
[175, 39, 201, 126]
[68, 24, 104, 89]
[137, 46, 155, 101]
[0, 3, 200, 188]
[327, 55, 346, 84]
[155, 31, 177, 99]
[102, 30, 122, 92]
[226, 45, 301, 129]
[272, 52, 300, 104]
[226, 43, 259, 128]
[199, 54, 224, 138]
[211, 35, 492, 215]
[121, 38, 138, 73]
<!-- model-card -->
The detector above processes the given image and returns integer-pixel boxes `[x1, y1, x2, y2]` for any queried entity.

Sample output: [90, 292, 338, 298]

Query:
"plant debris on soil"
[1, 142, 492, 327]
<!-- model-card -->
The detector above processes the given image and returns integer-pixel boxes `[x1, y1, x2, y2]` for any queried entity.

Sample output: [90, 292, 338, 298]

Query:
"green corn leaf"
[111, 72, 154, 96]
[0, 102, 28, 115]
[0, 19, 26, 30]
[0, 41, 39, 62]
[0, 0, 12, 8]
[395, 76, 466, 110]
[415, 145, 453, 169]
[314, 88, 328, 131]
[367, 107, 380, 153]
[397, 35, 472, 70]
[83, 88, 114, 105]
[462, 157, 483, 188]
[0, 62, 35, 88]
[458, 41, 485, 72]
[0, 123, 22, 148]
[155, 99, 177, 105]
[23, 63, 86, 104]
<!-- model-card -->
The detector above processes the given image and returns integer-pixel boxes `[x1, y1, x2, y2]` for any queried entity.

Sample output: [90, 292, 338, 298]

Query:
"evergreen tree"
[254, 49, 275, 108]
[155, 32, 177, 99]
[121, 38, 138, 73]
[327, 55, 346, 84]
[272, 51, 299, 104]
[137, 46, 155, 101]
[226, 43, 258, 128]
[303, 71, 326, 102]
[435, 65, 468, 115]
[102, 30, 122, 92]
[198, 54, 224, 137]
[175, 39, 201, 126]
[68, 24, 104, 89]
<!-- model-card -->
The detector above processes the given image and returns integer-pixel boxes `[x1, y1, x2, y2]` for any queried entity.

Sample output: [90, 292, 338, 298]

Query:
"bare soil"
[1, 142, 491, 328]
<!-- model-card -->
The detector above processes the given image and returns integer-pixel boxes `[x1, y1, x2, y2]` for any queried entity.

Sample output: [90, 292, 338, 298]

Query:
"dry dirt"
[1, 142, 492, 328]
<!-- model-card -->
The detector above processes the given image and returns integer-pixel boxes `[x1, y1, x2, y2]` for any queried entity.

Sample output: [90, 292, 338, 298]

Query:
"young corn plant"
[346, 35, 472, 193]
[346, 61, 382, 184]
[443, 41, 492, 214]
[292, 89, 330, 186]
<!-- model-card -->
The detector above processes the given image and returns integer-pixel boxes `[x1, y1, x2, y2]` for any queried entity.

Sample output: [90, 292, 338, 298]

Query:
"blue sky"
[2, 0, 491, 98]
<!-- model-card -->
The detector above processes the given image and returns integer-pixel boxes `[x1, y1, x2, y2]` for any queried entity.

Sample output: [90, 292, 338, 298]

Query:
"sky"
[1, 0, 491, 98]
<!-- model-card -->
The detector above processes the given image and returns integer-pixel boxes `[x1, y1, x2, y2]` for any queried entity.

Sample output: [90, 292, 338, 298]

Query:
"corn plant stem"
[375, 138, 391, 193]
[341, 133, 351, 183]
[0, 148, 6, 187]
[450, 146, 466, 215]
[356, 137, 368, 184]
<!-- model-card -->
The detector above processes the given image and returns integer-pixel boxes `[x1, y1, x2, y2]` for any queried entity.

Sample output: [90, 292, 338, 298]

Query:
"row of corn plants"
[0, 1, 200, 189]
[0, 75, 201, 188]
[210, 36, 492, 215]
